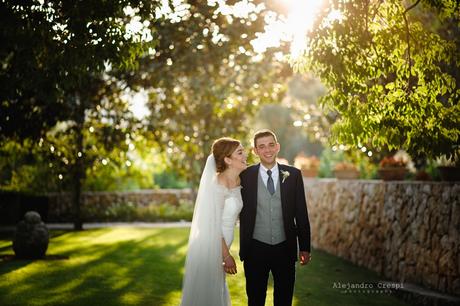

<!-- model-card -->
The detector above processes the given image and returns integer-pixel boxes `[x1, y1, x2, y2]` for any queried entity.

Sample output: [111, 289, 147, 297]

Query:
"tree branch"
[404, 0, 422, 15]
[403, 0, 421, 92]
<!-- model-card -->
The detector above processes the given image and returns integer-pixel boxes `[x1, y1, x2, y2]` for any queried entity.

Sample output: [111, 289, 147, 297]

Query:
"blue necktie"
[267, 169, 275, 195]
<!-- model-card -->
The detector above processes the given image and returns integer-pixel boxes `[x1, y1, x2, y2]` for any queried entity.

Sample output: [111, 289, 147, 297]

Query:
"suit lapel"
[250, 164, 260, 210]
[248, 164, 260, 230]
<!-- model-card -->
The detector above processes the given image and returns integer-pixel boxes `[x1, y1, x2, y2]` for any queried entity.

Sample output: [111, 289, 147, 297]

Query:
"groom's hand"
[299, 251, 311, 265]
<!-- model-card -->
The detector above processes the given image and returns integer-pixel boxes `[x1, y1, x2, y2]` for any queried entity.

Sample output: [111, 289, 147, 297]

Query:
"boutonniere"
[281, 170, 290, 183]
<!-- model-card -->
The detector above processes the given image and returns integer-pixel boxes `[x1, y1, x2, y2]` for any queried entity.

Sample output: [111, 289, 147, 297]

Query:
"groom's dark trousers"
[243, 239, 295, 306]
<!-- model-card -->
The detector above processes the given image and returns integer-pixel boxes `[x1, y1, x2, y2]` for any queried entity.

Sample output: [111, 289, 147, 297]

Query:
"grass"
[0, 227, 411, 306]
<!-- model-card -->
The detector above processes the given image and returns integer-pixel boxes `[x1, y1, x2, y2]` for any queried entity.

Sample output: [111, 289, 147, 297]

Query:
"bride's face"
[226, 144, 247, 172]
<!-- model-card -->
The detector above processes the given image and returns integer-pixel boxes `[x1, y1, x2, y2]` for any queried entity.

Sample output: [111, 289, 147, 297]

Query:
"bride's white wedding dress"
[217, 183, 243, 305]
[220, 185, 243, 247]
[180, 155, 243, 306]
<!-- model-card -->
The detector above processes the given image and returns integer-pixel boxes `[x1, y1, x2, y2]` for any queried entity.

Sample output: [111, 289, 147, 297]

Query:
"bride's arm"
[222, 238, 237, 274]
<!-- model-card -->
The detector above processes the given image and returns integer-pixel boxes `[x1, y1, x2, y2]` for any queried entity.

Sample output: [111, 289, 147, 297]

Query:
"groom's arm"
[295, 169, 311, 253]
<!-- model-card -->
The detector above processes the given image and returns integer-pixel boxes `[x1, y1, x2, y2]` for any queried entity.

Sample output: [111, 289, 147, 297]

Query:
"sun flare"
[284, 0, 323, 58]
[251, 0, 324, 58]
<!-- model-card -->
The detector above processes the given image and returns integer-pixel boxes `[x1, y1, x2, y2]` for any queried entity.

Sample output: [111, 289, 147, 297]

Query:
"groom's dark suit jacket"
[239, 163, 311, 262]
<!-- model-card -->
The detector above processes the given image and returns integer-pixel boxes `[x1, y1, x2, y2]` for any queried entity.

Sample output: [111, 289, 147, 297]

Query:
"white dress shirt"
[259, 163, 279, 192]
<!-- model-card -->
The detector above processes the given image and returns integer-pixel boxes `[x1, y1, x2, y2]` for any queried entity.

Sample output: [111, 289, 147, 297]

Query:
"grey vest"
[252, 172, 286, 245]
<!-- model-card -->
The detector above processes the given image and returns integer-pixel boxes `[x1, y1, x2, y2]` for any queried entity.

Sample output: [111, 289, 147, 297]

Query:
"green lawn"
[0, 227, 410, 306]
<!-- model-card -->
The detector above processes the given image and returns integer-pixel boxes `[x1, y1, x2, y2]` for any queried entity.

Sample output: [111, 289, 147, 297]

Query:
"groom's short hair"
[253, 129, 278, 147]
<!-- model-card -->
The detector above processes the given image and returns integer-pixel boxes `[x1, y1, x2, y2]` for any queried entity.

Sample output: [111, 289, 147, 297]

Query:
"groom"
[239, 129, 311, 306]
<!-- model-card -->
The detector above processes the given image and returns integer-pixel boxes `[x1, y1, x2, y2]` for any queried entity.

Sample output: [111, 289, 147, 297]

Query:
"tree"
[1, 0, 159, 229]
[123, 0, 291, 184]
[281, 74, 332, 145]
[0, 139, 61, 193]
[252, 103, 324, 161]
[292, 0, 459, 162]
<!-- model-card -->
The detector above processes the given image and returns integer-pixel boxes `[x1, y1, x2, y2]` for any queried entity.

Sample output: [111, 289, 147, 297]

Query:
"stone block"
[399, 261, 406, 277]
[452, 278, 460, 295]
[13, 211, 49, 259]
[458, 253, 460, 275]
[399, 243, 407, 259]
[439, 251, 457, 276]
[422, 184, 431, 194]
[431, 234, 440, 251]
[404, 243, 418, 265]
[438, 276, 447, 292]
[451, 201, 460, 230]
[425, 272, 439, 289]
[417, 226, 427, 244]
[423, 211, 431, 228]
[405, 265, 416, 281]
[431, 248, 441, 264]
[426, 253, 438, 274]
[415, 259, 426, 279]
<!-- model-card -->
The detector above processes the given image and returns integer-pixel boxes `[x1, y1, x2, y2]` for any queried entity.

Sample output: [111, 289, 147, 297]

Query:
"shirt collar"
[260, 163, 279, 175]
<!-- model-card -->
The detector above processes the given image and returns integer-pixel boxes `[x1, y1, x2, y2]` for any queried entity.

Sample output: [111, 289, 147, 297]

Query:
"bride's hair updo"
[212, 137, 241, 172]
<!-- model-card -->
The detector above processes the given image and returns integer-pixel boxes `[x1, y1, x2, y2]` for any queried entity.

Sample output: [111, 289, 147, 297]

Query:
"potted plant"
[333, 161, 360, 179]
[436, 155, 460, 181]
[378, 156, 408, 181]
[294, 154, 320, 177]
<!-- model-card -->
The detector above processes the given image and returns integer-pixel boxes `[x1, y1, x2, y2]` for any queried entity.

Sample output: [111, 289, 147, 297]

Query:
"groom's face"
[253, 135, 280, 166]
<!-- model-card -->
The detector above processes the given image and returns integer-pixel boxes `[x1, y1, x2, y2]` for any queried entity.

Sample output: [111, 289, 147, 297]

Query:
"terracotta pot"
[301, 168, 319, 178]
[378, 167, 407, 181]
[334, 169, 360, 179]
[437, 166, 460, 181]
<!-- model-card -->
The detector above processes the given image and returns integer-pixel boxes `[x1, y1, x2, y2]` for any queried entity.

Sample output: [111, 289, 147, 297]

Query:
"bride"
[180, 137, 247, 306]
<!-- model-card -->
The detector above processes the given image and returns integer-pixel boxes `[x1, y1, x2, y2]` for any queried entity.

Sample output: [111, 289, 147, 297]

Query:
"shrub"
[82, 201, 194, 222]
[136, 202, 194, 222]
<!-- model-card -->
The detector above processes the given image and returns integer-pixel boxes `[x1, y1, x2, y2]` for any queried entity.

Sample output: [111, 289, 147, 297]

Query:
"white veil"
[180, 154, 226, 306]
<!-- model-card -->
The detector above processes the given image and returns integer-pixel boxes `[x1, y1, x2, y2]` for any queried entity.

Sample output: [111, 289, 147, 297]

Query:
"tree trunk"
[72, 93, 85, 231]
[72, 164, 83, 230]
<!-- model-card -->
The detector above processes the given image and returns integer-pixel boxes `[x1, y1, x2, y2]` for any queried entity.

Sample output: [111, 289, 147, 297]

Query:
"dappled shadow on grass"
[1, 255, 69, 261]
[0, 228, 189, 306]
[0, 254, 69, 262]
[0, 229, 69, 240]
[0, 229, 72, 253]
[0, 245, 12, 253]
[0, 229, 110, 276]
[0, 258, 32, 278]
[0, 228, 413, 306]
[0, 254, 70, 278]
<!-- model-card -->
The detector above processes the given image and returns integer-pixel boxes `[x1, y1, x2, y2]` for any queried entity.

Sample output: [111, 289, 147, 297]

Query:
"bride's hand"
[223, 255, 237, 274]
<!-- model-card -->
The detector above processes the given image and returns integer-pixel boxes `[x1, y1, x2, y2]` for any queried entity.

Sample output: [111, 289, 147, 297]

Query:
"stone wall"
[47, 189, 194, 221]
[304, 179, 460, 295]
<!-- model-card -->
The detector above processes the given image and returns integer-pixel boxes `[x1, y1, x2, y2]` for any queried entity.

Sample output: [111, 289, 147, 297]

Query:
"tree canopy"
[293, 0, 459, 162]
[0, 0, 157, 139]
[1, 0, 292, 188]
[123, 1, 290, 183]
[0, 0, 160, 229]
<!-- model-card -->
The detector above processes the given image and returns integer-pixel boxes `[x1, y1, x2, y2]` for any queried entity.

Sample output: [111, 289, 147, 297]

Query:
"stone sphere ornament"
[13, 211, 49, 259]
